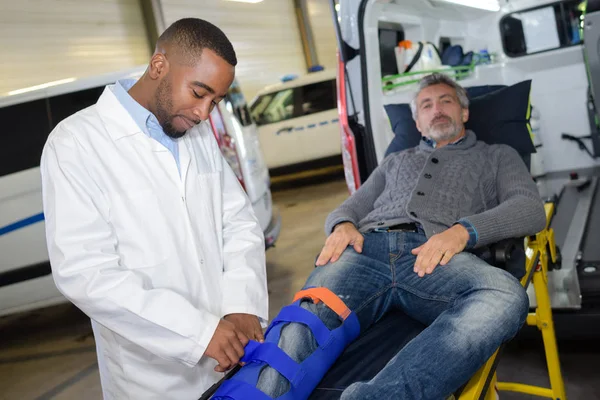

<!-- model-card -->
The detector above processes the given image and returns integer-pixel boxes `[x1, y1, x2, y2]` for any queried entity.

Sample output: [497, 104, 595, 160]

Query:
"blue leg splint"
[211, 287, 360, 399]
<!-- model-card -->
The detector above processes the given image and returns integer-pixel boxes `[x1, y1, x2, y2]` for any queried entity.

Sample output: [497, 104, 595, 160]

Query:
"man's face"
[415, 83, 468, 143]
[154, 49, 235, 138]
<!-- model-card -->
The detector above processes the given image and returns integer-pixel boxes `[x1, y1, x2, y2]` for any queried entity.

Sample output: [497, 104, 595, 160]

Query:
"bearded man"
[251, 73, 545, 400]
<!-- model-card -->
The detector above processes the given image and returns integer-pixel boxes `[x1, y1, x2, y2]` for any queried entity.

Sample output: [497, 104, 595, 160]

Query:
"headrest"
[384, 80, 535, 157]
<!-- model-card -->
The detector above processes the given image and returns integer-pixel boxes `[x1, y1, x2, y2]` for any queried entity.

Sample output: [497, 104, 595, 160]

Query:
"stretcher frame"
[458, 202, 567, 400]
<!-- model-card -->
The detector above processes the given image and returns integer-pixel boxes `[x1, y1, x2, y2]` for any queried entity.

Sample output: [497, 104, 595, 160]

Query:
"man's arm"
[459, 145, 546, 248]
[42, 130, 229, 368]
[323, 158, 390, 235]
[218, 142, 269, 333]
[316, 158, 392, 266]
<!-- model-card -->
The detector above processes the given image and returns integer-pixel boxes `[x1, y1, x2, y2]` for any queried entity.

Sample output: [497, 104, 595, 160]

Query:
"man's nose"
[193, 102, 211, 121]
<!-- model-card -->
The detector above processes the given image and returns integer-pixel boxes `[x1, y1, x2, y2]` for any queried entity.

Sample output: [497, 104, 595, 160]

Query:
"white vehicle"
[249, 69, 342, 174]
[0, 67, 281, 317]
[332, 0, 600, 333]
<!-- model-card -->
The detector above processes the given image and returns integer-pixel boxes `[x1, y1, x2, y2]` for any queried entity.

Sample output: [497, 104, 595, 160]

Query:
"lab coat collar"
[96, 85, 196, 179]
[96, 85, 145, 141]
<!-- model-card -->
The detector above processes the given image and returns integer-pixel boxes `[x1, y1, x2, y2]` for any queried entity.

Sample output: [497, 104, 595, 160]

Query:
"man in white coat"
[40, 18, 268, 399]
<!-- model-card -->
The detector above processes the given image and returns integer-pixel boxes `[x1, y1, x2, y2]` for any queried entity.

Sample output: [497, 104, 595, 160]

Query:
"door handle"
[276, 126, 294, 135]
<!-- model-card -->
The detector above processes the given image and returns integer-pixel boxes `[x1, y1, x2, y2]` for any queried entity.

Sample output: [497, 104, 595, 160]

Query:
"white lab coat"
[40, 86, 269, 399]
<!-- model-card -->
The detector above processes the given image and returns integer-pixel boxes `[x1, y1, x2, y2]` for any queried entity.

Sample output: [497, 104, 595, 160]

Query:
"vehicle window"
[230, 102, 253, 127]
[250, 94, 273, 123]
[226, 81, 253, 127]
[500, 0, 584, 57]
[0, 99, 52, 177]
[48, 87, 104, 127]
[299, 80, 336, 117]
[379, 23, 405, 77]
[250, 88, 295, 126]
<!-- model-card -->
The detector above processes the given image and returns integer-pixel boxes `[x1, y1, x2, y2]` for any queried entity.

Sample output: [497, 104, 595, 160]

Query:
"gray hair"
[410, 73, 469, 120]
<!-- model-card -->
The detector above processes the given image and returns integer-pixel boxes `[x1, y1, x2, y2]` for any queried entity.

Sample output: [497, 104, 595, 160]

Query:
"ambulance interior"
[346, 0, 600, 324]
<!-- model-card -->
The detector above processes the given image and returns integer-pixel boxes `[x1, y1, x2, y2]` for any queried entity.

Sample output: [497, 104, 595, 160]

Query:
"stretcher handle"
[198, 364, 242, 400]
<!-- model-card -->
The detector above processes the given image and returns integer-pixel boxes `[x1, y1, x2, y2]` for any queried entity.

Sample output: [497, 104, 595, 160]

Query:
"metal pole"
[294, 0, 320, 70]
[138, 0, 167, 52]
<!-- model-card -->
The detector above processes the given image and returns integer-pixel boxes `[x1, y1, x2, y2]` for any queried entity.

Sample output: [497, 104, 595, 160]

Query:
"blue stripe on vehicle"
[0, 213, 45, 237]
[278, 118, 340, 135]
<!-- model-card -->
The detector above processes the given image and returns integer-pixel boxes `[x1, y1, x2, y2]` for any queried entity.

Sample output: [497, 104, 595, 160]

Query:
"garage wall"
[160, 0, 306, 101]
[0, 0, 150, 96]
[306, 0, 337, 72]
[1, 0, 333, 101]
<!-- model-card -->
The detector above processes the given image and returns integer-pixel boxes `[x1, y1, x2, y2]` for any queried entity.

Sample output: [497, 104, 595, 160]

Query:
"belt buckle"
[373, 227, 389, 233]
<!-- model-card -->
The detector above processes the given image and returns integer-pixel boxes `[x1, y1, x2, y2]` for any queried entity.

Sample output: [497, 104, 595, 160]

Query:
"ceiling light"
[223, 0, 264, 3]
[8, 78, 77, 96]
[438, 0, 500, 12]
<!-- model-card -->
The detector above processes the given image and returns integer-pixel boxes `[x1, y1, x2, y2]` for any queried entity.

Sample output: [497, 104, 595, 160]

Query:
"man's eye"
[193, 91, 203, 99]
[423, 104, 431, 109]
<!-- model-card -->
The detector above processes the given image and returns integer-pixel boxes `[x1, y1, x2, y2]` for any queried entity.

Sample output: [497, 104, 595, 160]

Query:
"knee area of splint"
[211, 287, 360, 400]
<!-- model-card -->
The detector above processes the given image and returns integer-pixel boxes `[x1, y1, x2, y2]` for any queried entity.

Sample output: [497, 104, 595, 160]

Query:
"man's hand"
[224, 313, 264, 343]
[411, 224, 470, 277]
[205, 319, 249, 372]
[315, 222, 364, 266]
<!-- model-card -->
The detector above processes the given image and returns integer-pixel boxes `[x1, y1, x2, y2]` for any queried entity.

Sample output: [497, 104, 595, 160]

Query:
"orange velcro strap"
[293, 287, 351, 321]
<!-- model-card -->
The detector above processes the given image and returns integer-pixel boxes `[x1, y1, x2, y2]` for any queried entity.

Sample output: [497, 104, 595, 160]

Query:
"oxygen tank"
[395, 40, 415, 74]
[394, 42, 406, 74]
[419, 42, 443, 71]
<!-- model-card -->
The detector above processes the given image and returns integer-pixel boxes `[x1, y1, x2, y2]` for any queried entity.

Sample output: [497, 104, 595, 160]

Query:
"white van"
[332, 0, 600, 330]
[0, 67, 281, 317]
[249, 69, 342, 174]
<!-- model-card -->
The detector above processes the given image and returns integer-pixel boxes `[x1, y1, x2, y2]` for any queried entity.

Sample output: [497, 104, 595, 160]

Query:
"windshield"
[226, 80, 254, 127]
[250, 88, 295, 126]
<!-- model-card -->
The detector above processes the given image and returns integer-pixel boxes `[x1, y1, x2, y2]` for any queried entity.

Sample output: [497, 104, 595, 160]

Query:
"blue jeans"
[257, 231, 529, 399]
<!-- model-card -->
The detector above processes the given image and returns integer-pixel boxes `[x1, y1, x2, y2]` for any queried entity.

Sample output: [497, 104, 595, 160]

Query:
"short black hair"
[157, 18, 237, 66]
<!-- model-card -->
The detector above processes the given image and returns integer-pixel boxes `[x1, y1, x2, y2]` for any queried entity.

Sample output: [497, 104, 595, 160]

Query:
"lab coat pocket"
[111, 190, 171, 269]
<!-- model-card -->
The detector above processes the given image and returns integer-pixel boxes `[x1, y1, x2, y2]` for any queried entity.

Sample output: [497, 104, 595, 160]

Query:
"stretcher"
[200, 201, 565, 400]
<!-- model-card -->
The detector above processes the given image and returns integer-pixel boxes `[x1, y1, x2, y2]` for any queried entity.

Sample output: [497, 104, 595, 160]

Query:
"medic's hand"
[316, 222, 364, 266]
[224, 313, 264, 343]
[411, 224, 470, 277]
[205, 319, 248, 373]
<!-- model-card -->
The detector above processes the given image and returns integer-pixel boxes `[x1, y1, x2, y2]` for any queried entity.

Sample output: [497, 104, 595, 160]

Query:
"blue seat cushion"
[384, 81, 535, 158]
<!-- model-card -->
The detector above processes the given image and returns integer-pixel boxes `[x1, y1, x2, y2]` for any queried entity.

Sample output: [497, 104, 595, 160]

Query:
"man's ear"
[148, 52, 169, 80]
[462, 107, 469, 123]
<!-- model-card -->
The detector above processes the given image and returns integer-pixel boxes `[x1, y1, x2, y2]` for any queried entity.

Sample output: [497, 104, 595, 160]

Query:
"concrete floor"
[1, 178, 599, 399]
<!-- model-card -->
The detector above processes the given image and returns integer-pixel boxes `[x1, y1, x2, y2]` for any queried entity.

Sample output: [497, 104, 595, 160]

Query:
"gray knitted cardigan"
[325, 130, 546, 248]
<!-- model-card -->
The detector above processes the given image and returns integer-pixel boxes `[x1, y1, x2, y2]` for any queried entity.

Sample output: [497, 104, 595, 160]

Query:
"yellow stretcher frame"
[458, 202, 567, 400]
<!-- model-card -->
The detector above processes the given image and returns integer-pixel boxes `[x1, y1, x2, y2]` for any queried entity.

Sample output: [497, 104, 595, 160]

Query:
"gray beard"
[427, 120, 462, 143]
